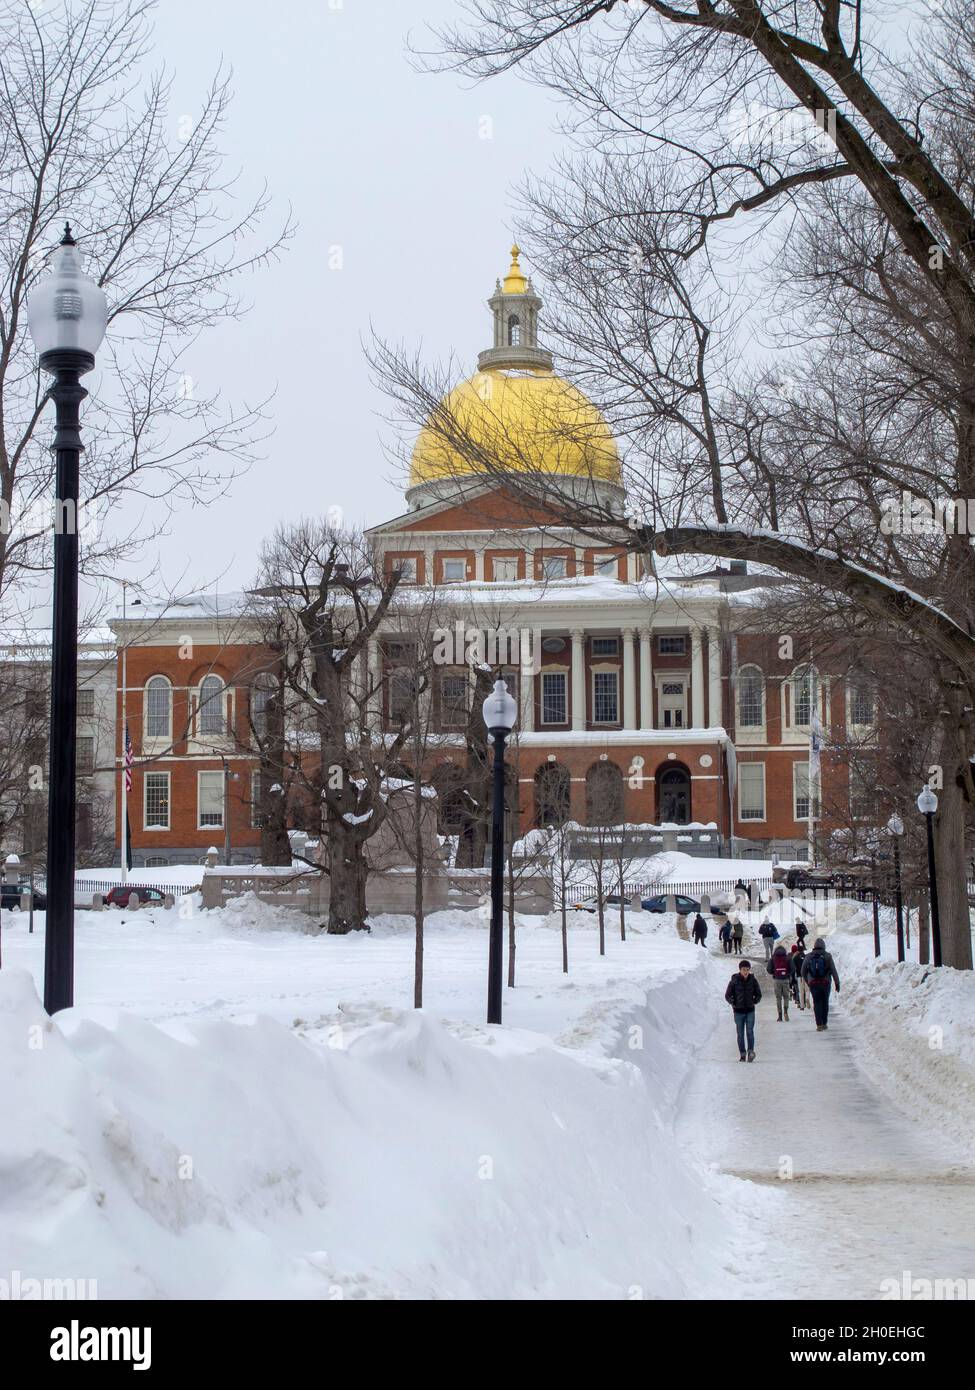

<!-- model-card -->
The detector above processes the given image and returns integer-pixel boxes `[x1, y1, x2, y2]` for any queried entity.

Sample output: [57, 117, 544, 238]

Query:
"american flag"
[124, 722, 133, 792]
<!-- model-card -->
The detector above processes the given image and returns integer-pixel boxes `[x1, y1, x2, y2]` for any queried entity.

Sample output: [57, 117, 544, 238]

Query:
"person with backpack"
[725, 958, 762, 1061]
[795, 918, 810, 947]
[790, 941, 808, 1009]
[765, 943, 793, 1020]
[731, 919, 744, 955]
[691, 912, 708, 947]
[801, 937, 841, 1030]
[758, 918, 779, 960]
[719, 918, 733, 954]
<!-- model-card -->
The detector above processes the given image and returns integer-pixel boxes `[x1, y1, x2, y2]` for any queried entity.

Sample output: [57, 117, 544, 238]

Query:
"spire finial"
[501, 243, 527, 295]
[60, 222, 76, 246]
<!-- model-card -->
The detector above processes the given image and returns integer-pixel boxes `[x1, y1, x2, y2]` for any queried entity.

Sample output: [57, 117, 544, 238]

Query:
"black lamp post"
[917, 785, 942, 967]
[887, 813, 905, 963]
[482, 677, 517, 1025]
[27, 225, 108, 1014]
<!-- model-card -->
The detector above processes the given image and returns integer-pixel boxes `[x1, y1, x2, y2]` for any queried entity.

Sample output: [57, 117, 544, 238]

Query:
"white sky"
[89, 0, 567, 614]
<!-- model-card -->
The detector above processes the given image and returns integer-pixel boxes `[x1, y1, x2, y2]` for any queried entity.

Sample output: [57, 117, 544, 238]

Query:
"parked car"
[0, 883, 46, 910]
[105, 884, 167, 909]
[641, 893, 701, 915]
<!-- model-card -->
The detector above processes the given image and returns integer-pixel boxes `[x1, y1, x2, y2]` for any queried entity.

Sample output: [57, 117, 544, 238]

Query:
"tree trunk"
[933, 770, 972, 969]
[617, 859, 626, 941]
[326, 822, 369, 933]
[561, 896, 568, 974]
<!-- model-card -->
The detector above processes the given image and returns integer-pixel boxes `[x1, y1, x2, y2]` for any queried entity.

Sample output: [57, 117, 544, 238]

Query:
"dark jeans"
[811, 984, 831, 1026]
[732, 937, 742, 954]
[693, 933, 706, 947]
[734, 1009, 755, 1054]
[723, 937, 732, 953]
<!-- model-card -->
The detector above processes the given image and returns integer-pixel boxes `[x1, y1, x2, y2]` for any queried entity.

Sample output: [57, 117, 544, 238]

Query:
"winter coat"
[758, 921, 779, 939]
[801, 939, 840, 990]
[732, 921, 744, 941]
[766, 945, 791, 980]
[725, 971, 762, 1012]
[720, 921, 733, 940]
[692, 914, 708, 938]
[795, 921, 809, 941]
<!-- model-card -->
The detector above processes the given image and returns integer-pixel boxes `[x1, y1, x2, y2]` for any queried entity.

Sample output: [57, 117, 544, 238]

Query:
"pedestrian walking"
[765, 943, 792, 1021]
[719, 919, 733, 954]
[801, 937, 841, 1030]
[795, 918, 809, 946]
[725, 959, 761, 1062]
[731, 919, 744, 955]
[692, 912, 708, 947]
[790, 941, 808, 1009]
[758, 918, 779, 960]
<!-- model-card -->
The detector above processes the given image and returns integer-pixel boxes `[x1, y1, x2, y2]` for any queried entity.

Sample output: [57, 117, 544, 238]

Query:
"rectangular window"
[591, 636, 619, 657]
[593, 670, 619, 724]
[738, 763, 766, 821]
[658, 635, 686, 655]
[441, 558, 466, 582]
[541, 671, 567, 724]
[389, 671, 415, 724]
[850, 764, 875, 819]
[541, 554, 568, 580]
[198, 770, 224, 829]
[491, 556, 519, 582]
[793, 762, 819, 821]
[77, 688, 95, 718]
[76, 801, 93, 851]
[145, 856, 170, 868]
[25, 688, 47, 721]
[145, 772, 171, 830]
[849, 683, 875, 727]
[660, 680, 685, 729]
[738, 672, 764, 728]
[251, 770, 265, 829]
[440, 672, 469, 729]
[76, 735, 95, 775]
[392, 556, 418, 583]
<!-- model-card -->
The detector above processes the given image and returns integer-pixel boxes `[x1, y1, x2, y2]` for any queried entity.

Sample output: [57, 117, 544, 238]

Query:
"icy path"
[677, 952, 975, 1298]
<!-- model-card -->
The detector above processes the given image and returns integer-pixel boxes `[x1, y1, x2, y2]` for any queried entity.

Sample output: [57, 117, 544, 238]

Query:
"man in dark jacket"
[725, 959, 762, 1061]
[795, 918, 810, 946]
[719, 919, 733, 954]
[692, 912, 708, 947]
[801, 937, 841, 1030]
[758, 918, 779, 960]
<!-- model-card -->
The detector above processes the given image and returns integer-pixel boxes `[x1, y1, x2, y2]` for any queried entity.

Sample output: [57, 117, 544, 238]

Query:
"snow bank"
[0, 949, 745, 1299]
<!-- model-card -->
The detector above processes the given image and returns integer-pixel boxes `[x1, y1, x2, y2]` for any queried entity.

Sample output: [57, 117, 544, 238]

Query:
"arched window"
[585, 761, 624, 826]
[145, 676, 171, 739]
[657, 764, 691, 825]
[737, 665, 764, 728]
[198, 676, 226, 736]
[792, 665, 818, 727]
[507, 314, 521, 346]
[535, 762, 570, 827]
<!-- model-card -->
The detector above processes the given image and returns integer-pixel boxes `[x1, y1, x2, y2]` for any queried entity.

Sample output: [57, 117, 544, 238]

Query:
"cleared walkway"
[677, 952, 975, 1298]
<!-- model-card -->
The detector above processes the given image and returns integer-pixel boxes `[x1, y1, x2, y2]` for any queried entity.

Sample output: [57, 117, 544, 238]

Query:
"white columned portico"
[622, 627, 636, 728]
[691, 627, 705, 729]
[571, 628, 585, 731]
[519, 647, 534, 732]
[639, 629, 653, 729]
[707, 626, 723, 730]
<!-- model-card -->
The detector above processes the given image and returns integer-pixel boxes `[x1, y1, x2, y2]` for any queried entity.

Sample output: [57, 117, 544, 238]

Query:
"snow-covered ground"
[1, 891, 973, 1300]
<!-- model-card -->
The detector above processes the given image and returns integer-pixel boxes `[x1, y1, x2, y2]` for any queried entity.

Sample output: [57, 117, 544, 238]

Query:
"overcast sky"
[93, 0, 566, 613]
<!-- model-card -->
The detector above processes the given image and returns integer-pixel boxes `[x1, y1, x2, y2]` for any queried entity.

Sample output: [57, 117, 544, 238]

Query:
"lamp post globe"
[482, 679, 517, 1025]
[27, 225, 107, 1015]
[917, 786, 942, 966]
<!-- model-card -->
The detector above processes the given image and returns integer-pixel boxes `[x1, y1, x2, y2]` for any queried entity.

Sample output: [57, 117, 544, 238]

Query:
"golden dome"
[409, 367, 621, 488]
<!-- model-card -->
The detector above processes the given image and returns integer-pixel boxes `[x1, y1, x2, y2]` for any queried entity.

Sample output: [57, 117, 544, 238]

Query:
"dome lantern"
[478, 242, 552, 374]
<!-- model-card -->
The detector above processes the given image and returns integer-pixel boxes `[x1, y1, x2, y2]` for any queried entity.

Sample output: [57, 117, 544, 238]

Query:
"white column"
[707, 626, 723, 730]
[691, 627, 705, 729]
[367, 637, 382, 729]
[639, 629, 653, 729]
[622, 627, 636, 729]
[518, 649, 534, 733]
[571, 629, 585, 731]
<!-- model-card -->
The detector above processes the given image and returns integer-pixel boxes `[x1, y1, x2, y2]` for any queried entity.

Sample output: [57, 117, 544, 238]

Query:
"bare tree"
[0, 0, 288, 616]
[373, 0, 975, 966]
